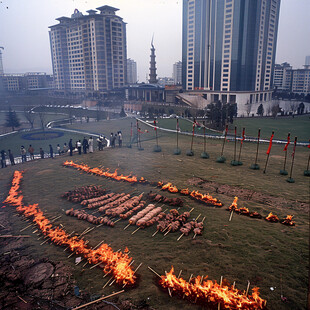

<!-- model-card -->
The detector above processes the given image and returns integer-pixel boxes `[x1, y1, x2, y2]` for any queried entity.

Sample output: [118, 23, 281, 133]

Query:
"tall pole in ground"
[231, 126, 238, 165]
[216, 124, 228, 163]
[263, 131, 274, 174]
[136, 119, 139, 148]
[237, 127, 245, 165]
[174, 118, 181, 155]
[287, 136, 297, 183]
[280, 133, 290, 175]
[250, 128, 261, 170]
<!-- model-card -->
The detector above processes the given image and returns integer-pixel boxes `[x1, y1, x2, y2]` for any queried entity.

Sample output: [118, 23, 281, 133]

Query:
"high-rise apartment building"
[273, 62, 292, 91]
[49, 6, 127, 94]
[182, 0, 281, 105]
[173, 61, 182, 85]
[127, 58, 137, 84]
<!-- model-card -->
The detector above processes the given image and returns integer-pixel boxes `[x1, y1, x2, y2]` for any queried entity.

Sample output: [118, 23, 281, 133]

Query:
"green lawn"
[0, 117, 309, 310]
[233, 115, 310, 142]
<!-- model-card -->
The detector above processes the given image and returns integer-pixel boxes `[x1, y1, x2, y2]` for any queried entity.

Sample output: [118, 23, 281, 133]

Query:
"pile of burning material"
[160, 267, 266, 309]
[265, 212, 279, 223]
[63, 160, 148, 184]
[280, 215, 295, 226]
[227, 197, 262, 219]
[3, 170, 24, 207]
[154, 267, 266, 309]
[157, 182, 222, 207]
[128, 204, 166, 229]
[147, 191, 183, 207]
[61, 185, 106, 203]
[65, 208, 115, 226]
[4, 171, 137, 287]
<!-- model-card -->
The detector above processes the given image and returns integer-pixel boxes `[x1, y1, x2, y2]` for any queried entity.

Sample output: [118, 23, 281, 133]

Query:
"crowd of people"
[0, 132, 123, 168]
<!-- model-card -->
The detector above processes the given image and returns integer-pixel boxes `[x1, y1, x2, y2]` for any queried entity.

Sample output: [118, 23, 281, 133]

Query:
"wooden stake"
[229, 210, 234, 222]
[102, 276, 113, 289]
[131, 227, 140, 235]
[0, 235, 30, 238]
[233, 126, 237, 162]
[263, 131, 274, 174]
[148, 266, 161, 278]
[165, 271, 172, 297]
[220, 125, 228, 157]
[218, 276, 223, 310]
[288, 137, 298, 180]
[90, 261, 102, 270]
[238, 127, 245, 162]
[177, 233, 184, 241]
[254, 128, 261, 166]
[72, 290, 125, 310]
[177, 270, 182, 279]
[17, 296, 27, 304]
[20, 224, 33, 232]
[245, 281, 250, 296]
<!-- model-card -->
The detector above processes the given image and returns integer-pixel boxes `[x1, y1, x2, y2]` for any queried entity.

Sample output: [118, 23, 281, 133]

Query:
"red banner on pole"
[241, 128, 245, 145]
[266, 132, 274, 155]
[292, 137, 297, 157]
[283, 133, 290, 151]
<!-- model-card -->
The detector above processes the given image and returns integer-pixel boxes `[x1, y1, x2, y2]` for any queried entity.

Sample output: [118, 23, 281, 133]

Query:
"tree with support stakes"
[5, 107, 20, 131]
[200, 121, 209, 159]
[173, 118, 181, 155]
[280, 133, 290, 175]
[250, 128, 261, 169]
[153, 118, 161, 152]
[216, 124, 228, 163]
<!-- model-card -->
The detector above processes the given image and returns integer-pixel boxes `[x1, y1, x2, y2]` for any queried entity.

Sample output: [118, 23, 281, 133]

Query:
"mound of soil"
[187, 177, 309, 211]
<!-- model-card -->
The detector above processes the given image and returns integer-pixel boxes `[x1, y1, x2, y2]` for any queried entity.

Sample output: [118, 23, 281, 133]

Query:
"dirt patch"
[35, 169, 55, 176]
[187, 177, 309, 211]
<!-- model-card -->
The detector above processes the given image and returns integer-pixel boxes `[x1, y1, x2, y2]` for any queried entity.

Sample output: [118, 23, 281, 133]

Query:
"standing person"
[69, 139, 73, 156]
[77, 140, 82, 155]
[82, 137, 88, 154]
[88, 136, 94, 153]
[49, 144, 54, 158]
[110, 133, 114, 147]
[118, 131, 123, 148]
[97, 136, 103, 151]
[63, 143, 69, 154]
[8, 149, 15, 165]
[57, 144, 61, 156]
[28, 145, 35, 160]
[20, 146, 27, 163]
[1, 150, 6, 168]
[40, 148, 45, 159]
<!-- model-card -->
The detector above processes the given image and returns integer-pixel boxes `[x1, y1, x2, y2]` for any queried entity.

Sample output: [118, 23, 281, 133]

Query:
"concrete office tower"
[149, 39, 158, 84]
[182, 0, 281, 104]
[305, 56, 310, 68]
[127, 58, 137, 84]
[273, 62, 292, 91]
[49, 6, 127, 93]
[173, 61, 182, 84]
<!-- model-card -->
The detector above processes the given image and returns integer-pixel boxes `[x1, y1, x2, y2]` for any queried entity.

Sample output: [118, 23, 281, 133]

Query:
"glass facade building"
[182, 0, 281, 93]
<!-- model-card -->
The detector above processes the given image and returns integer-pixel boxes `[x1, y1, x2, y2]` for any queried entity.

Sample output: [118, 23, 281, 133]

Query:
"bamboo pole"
[254, 128, 260, 166]
[287, 137, 297, 182]
[72, 290, 125, 310]
[131, 227, 140, 235]
[245, 281, 250, 296]
[165, 271, 172, 297]
[238, 127, 245, 163]
[233, 126, 237, 162]
[229, 210, 234, 222]
[124, 223, 131, 230]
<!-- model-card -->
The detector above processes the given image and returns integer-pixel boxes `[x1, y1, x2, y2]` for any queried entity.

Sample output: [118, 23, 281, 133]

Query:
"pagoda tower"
[148, 38, 158, 84]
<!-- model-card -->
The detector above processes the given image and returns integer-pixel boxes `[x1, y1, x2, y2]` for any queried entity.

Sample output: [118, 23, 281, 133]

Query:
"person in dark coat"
[49, 145, 54, 158]
[40, 148, 44, 159]
[8, 149, 15, 165]
[82, 137, 88, 154]
[69, 139, 73, 156]
[1, 150, 6, 168]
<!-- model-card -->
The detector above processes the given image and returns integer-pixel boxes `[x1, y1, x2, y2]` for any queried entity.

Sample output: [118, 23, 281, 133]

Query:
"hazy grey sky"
[0, 0, 309, 82]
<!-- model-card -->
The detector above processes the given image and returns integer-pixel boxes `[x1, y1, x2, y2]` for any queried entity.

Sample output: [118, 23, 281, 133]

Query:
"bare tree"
[23, 106, 36, 129]
[245, 100, 252, 117]
[271, 103, 280, 118]
[37, 108, 47, 132]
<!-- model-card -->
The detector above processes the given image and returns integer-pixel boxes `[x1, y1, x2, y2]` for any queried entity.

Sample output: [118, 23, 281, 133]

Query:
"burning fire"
[159, 267, 266, 309]
[4, 171, 137, 286]
[280, 215, 295, 226]
[265, 212, 279, 223]
[189, 190, 222, 207]
[228, 197, 238, 211]
[63, 161, 144, 184]
[161, 183, 179, 193]
[180, 188, 190, 195]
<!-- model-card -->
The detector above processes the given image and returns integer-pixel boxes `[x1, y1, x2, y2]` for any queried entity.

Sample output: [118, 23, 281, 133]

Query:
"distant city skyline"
[0, 0, 309, 82]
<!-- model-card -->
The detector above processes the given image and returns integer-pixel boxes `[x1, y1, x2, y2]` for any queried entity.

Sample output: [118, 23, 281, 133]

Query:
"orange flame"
[281, 215, 295, 226]
[180, 188, 190, 195]
[63, 161, 141, 184]
[159, 267, 266, 309]
[189, 190, 222, 207]
[5, 171, 137, 286]
[228, 197, 238, 211]
[265, 212, 279, 223]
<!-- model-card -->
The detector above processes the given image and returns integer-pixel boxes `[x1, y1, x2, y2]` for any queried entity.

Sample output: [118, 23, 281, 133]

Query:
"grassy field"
[233, 115, 310, 142]
[0, 117, 309, 310]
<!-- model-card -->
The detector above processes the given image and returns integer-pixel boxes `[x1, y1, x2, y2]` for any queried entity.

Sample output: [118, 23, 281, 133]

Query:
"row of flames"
[63, 161, 223, 207]
[3, 171, 136, 286]
[159, 267, 266, 309]
[228, 197, 295, 226]
[158, 182, 223, 207]
[63, 161, 146, 184]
